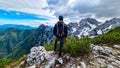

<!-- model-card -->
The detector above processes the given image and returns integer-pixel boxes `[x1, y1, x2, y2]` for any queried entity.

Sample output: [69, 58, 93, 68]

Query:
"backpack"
[56, 22, 65, 37]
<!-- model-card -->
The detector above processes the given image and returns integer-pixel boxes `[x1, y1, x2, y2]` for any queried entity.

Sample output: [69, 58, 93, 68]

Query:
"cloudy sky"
[0, 0, 120, 27]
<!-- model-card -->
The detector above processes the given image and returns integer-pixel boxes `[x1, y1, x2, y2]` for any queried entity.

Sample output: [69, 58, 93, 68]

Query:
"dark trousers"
[54, 37, 65, 57]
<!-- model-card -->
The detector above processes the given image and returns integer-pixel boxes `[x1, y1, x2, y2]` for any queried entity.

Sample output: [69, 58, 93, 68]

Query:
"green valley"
[0, 28, 32, 59]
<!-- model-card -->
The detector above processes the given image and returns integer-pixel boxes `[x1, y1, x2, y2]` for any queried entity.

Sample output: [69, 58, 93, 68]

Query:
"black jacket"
[53, 21, 67, 38]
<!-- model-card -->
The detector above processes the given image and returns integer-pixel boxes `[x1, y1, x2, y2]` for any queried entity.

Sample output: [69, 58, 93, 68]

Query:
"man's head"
[58, 15, 63, 21]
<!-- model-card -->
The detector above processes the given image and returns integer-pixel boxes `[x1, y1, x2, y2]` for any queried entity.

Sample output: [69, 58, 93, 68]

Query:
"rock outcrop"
[26, 46, 47, 66]
[25, 46, 57, 68]
[89, 44, 120, 68]
[19, 44, 120, 68]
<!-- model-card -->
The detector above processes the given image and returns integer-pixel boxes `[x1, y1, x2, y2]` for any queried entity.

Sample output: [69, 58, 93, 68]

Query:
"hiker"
[53, 15, 68, 58]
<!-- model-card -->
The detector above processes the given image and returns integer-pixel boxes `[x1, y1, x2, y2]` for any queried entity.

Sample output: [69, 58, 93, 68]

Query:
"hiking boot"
[57, 57, 63, 64]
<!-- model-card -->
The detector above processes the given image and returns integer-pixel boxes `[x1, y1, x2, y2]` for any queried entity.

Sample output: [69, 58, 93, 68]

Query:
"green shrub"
[63, 36, 91, 56]
[44, 36, 91, 57]
[0, 59, 16, 68]
[44, 40, 55, 51]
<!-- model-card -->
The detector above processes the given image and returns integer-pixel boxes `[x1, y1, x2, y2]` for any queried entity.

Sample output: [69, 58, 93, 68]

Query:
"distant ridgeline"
[0, 17, 120, 59]
[0, 24, 36, 30]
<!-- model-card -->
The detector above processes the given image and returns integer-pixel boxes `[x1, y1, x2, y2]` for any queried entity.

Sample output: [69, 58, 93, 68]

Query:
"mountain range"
[68, 17, 120, 38]
[0, 17, 120, 59]
[4, 25, 53, 59]
[0, 24, 36, 30]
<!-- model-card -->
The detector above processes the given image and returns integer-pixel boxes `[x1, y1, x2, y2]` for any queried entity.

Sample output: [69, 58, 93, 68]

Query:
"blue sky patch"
[0, 9, 48, 20]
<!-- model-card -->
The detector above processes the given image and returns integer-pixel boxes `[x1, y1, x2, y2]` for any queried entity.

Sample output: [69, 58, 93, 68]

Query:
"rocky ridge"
[19, 44, 120, 68]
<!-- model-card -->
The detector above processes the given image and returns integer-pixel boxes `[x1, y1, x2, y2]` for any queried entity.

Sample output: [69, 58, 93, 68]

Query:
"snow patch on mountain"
[77, 27, 90, 38]
[72, 28, 76, 33]
[97, 30, 102, 34]
[87, 22, 96, 29]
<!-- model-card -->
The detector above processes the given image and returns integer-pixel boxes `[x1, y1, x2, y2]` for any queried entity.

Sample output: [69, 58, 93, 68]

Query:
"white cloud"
[0, 0, 54, 18]
[74, 0, 100, 7]
[46, 0, 120, 23]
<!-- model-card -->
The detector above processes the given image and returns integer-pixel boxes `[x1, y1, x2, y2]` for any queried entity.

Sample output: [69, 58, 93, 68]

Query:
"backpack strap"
[62, 23, 65, 36]
[57, 23, 59, 35]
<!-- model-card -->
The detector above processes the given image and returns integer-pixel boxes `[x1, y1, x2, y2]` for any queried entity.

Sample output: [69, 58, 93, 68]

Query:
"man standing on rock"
[53, 15, 68, 58]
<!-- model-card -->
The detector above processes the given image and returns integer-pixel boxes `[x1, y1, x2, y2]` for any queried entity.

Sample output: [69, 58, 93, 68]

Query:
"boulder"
[26, 46, 47, 65]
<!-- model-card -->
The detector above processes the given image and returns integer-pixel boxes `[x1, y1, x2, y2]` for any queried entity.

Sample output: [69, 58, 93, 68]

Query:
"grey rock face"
[90, 18, 120, 37]
[68, 18, 101, 38]
[33, 24, 54, 45]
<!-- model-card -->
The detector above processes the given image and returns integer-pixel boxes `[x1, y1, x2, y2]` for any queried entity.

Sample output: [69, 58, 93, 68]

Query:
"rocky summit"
[19, 44, 120, 68]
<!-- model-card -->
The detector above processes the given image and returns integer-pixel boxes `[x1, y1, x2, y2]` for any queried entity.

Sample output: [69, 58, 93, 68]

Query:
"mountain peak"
[79, 18, 101, 26]
[111, 17, 120, 20]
